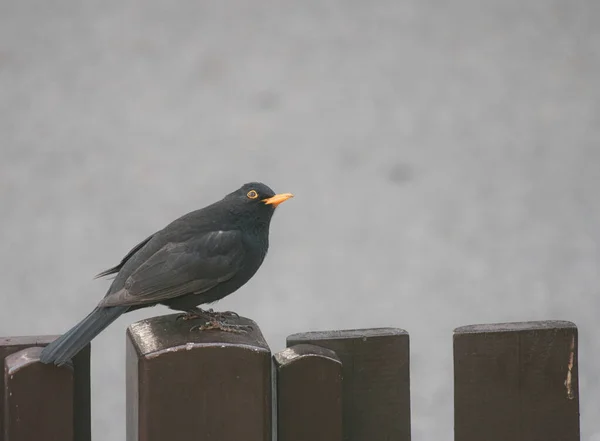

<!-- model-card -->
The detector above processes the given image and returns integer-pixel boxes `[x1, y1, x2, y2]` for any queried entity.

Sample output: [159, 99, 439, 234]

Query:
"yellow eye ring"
[247, 190, 258, 199]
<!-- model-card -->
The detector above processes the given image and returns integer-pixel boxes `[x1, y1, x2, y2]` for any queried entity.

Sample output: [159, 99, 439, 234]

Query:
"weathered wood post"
[454, 320, 580, 441]
[273, 344, 342, 441]
[1, 336, 91, 441]
[126, 314, 272, 441]
[287, 328, 411, 441]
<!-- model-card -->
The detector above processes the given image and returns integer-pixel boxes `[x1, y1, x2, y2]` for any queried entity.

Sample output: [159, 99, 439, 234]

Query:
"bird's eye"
[247, 190, 258, 199]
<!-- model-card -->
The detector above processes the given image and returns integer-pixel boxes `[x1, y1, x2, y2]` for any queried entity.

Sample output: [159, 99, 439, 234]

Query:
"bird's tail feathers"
[39, 306, 128, 366]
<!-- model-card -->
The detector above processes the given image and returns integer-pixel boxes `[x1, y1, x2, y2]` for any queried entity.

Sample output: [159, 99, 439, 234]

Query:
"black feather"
[39, 306, 128, 366]
[94, 233, 155, 279]
[38, 182, 291, 365]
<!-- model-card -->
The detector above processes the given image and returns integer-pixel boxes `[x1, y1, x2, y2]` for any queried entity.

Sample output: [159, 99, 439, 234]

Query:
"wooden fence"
[1, 317, 580, 441]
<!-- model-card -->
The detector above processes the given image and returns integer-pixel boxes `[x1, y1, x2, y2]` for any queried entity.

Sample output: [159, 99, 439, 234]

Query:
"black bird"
[39, 182, 293, 366]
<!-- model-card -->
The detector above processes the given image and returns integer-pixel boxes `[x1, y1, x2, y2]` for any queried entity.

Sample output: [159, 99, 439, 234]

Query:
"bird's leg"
[176, 307, 249, 333]
[190, 319, 253, 334]
[204, 308, 240, 320]
[176, 307, 240, 321]
[177, 307, 212, 321]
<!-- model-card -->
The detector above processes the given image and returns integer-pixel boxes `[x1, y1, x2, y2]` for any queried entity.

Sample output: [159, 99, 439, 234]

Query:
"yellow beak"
[262, 193, 294, 207]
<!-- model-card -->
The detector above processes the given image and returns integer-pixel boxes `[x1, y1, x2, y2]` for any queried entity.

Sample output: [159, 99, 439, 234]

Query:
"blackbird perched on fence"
[40, 182, 293, 366]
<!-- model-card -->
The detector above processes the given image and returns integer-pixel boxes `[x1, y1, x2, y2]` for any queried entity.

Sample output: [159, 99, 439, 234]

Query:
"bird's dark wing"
[98, 230, 244, 307]
[94, 233, 155, 279]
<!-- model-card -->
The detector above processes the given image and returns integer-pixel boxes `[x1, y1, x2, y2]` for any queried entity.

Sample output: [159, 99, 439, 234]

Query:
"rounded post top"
[127, 313, 270, 358]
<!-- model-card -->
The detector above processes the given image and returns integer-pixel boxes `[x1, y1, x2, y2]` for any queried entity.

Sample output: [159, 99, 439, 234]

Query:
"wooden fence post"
[274, 344, 342, 441]
[0, 336, 91, 441]
[287, 328, 410, 441]
[126, 314, 272, 441]
[454, 320, 580, 441]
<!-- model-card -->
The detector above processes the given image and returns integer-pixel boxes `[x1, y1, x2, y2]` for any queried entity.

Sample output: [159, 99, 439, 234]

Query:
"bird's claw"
[191, 320, 252, 334]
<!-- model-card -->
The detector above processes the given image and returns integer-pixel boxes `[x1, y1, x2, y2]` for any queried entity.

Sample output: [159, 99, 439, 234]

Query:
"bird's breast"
[242, 232, 269, 272]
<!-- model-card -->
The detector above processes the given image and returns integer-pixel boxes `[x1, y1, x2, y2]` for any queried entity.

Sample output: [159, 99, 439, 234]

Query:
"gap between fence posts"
[453, 320, 580, 441]
[287, 328, 411, 441]
[126, 314, 272, 441]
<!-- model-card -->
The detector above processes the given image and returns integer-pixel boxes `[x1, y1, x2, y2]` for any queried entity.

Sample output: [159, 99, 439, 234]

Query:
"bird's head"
[223, 182, 294, 223]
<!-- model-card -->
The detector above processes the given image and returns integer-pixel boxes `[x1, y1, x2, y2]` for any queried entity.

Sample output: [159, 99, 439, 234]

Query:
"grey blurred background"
[1, 1, 599, 440]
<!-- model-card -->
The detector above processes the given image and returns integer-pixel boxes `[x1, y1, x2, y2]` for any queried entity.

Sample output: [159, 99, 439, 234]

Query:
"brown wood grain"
[126, 314, 272, 441]
[3, 347, 74, 441]
[274, 344, 342, 441]
[0, 336, 90, 441]
[287, 328, 411, 441]
[453, 320, 580, 441]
